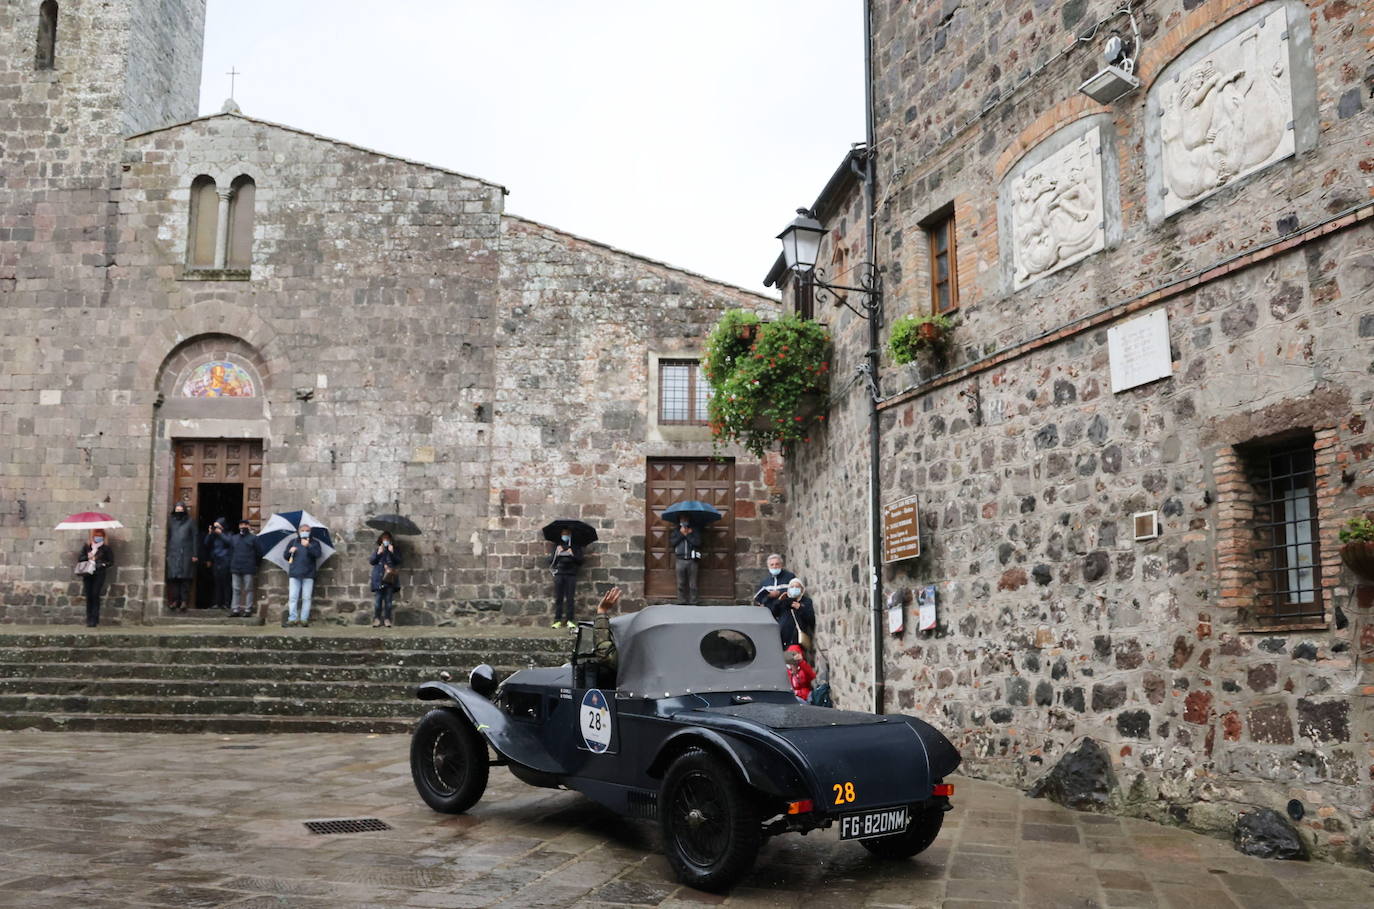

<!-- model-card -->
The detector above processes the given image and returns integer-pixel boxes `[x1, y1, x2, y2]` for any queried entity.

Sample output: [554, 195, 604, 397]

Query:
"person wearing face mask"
[548, 527, 584, 629]
[202, 517, 234, 610]
[767, 578, 815, 652]
[284, 523, 324, 627]
[225, 518, 260, 617]
[669, 519, 703, 605]
[165, 502, 198, 611]
[753, 553, 796, 609]
[369, 532, 402, 628]
[77, 531, 115, 627]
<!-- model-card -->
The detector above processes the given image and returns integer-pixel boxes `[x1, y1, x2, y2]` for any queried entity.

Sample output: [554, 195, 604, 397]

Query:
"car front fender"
[646, 727, 806, 800]
[415, 681, 563, 775]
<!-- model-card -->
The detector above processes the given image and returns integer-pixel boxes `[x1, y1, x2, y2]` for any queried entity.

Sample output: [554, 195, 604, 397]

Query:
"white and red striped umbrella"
[54, 512, 125, 531]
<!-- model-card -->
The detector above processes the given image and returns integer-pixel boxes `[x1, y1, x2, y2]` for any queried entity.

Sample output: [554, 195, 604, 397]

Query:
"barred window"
[1246, 438, 1322, 625]
[658, 359, 709, 425]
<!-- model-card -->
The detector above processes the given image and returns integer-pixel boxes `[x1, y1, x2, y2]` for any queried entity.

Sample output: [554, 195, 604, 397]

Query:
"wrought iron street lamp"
[776, 208, 882, 321]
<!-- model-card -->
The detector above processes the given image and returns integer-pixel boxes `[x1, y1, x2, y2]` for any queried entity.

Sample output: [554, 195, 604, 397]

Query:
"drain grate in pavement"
[219, 745, 261, 750]
[303, 818, 392, 835]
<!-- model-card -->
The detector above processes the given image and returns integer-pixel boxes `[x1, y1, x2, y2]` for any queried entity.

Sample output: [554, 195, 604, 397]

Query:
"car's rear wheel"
[658, 748, 762, 892]
[410, 708, 489, 813]
[858, 803, 944, 859]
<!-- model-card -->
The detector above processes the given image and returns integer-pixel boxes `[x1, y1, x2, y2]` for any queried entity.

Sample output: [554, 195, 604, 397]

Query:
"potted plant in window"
[1338, 515, 1374, 582]
[888, 313, 953, 365]
[703, 311, 830, 457]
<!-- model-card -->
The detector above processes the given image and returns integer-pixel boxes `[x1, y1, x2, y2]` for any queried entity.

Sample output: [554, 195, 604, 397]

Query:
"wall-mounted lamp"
[776, 208, 882, 320]
[1079, 28, 1140, 104]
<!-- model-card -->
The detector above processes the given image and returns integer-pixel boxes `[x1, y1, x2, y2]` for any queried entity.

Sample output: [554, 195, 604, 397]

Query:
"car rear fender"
[415, 681, 563, 775]
[646, 728, 805, 799]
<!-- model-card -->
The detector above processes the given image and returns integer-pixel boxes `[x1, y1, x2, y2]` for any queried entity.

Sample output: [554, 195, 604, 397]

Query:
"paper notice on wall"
[887, 604, 904, 635]
[917, 585, 937, 632]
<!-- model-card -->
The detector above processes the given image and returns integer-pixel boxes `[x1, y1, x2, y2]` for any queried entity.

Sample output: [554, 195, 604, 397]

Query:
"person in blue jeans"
[285, 524, 323, 627]
[368, 532, 402, 628]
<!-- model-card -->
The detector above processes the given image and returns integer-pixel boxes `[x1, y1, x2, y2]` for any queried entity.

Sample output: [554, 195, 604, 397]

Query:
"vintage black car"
[410, 605, 961, 891]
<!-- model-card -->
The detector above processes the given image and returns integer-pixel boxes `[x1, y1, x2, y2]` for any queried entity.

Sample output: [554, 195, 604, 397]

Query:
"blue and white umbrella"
[257, 510, 336, 572]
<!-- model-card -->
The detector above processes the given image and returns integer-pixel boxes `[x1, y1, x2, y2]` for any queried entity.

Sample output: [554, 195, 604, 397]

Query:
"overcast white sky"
[198, 1, 865, 294]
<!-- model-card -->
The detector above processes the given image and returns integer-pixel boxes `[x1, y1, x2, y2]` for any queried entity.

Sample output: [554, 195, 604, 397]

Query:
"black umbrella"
[661, 500, 723, 526]
[541, 519, 598, 546]
[366, 514, 422, 536]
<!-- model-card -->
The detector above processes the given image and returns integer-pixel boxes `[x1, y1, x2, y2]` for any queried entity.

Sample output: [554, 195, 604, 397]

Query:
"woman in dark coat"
[77, 531, 114, 627]
[368, 532, 402, 628]
[165, 502, 197, 611]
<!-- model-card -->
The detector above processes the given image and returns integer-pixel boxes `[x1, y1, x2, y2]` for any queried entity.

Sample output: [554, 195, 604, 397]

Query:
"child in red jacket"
[785, 644, 816, 703]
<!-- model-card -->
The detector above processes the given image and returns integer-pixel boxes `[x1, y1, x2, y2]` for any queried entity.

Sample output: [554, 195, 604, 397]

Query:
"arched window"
[187, 175, 219, 268]
[227, 175, 255, 268]
[36, 1, 58, 70]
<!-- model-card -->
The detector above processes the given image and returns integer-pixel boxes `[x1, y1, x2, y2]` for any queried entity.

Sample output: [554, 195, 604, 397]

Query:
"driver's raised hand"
[597, 586, 623, 615]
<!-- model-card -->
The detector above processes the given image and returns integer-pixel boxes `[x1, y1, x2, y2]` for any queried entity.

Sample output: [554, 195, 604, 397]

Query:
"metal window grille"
[303, 818, 392, 835]
[659, 359, 708, 426]
[1249, 441, 1322, 624]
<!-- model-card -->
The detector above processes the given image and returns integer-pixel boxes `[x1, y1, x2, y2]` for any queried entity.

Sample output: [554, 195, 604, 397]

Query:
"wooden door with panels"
[645, 458, 736, 601]
[173, 440, 264, 607]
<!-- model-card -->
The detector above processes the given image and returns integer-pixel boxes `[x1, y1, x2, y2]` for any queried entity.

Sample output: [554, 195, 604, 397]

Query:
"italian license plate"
[838, 806, 909, 840]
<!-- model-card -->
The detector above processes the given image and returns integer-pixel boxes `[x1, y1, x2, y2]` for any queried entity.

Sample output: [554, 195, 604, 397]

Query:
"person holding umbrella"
[540, 519, 597, 628]
[285, 523, 324, 627]
[670, 518, 703, 605]
[165, 501, 197, 611]
[368, 532, 402, 628]
[75, 530, 114, 627]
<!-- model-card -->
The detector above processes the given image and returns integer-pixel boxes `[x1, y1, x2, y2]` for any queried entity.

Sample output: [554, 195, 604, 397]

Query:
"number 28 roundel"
[580, 688, 612, 753]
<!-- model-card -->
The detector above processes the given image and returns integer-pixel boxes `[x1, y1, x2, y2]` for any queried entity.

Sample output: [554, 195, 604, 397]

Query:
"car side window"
[699, 629, 756, 670]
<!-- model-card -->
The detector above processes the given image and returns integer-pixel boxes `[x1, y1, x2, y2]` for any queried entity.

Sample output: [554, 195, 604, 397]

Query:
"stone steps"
[0, 628, 567, 733]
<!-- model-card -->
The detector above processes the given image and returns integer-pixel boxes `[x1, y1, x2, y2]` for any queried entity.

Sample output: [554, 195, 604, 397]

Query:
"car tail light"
[787, 800, 814, 815]
[932, 783, 954, 797]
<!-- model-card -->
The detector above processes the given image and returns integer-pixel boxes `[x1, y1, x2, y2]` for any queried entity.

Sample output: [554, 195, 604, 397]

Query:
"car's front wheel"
[658, 748, 762, 892]
[410, 708, 489, 813]
[858, 803, 944, 859]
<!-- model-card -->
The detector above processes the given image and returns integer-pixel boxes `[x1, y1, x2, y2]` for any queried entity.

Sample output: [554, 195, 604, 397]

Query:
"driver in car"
[589, 586, 625, 677]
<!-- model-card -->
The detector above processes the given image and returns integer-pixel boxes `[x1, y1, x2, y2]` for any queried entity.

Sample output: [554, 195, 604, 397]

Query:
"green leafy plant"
[1338, 516, 1374, 543]
[888, 312, 954, 365]
[703, 311, 830, 457]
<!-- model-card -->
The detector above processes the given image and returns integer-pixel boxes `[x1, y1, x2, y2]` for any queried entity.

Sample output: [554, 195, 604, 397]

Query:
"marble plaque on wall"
[1010, 126, 1105, 290]
[1158, 7, 1293, 217]
[1108, 309, 1172, 394]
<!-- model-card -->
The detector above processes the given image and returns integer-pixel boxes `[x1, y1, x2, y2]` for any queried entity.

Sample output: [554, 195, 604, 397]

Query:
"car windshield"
[699, 629, 756, 670]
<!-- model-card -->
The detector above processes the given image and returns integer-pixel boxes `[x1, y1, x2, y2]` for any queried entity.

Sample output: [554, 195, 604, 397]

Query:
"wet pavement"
[0, 731, 1370, 908]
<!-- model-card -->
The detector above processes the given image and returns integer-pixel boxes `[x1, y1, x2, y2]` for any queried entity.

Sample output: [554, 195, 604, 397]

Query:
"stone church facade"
[775, 0, 1373, 865]
[0, 0, 786, 626]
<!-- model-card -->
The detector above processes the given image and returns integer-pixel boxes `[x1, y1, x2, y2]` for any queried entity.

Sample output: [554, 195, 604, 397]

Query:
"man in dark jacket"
[752, 552, 796, 610]
[165, 502, 198, 611]
[670, 519, 703, 605]
[202, 517, 233, 610]
[767, 578, 815, 651]
[284, 524, 324, 627]
[548, 527, 584, 629]
[226, 518, 259, 617]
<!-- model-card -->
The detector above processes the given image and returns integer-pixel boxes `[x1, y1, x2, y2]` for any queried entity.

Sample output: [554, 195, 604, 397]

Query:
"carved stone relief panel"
[1147, 3, 1313, 220]
[1009, 127, 1106, 290]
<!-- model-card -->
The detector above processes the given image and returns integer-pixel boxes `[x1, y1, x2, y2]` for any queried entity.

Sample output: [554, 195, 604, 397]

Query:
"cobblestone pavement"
[0, 732, 1370, 908]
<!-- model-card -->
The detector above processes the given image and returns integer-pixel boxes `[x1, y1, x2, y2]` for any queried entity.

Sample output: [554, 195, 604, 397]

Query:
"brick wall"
[784, 0, 1374, 864]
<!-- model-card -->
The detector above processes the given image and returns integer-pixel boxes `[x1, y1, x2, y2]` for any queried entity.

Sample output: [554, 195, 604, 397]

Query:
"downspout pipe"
[863, 0, 884, 714]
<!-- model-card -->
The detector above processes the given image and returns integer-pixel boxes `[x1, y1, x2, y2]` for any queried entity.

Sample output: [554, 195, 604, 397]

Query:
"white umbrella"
[257, 510, 336, 571]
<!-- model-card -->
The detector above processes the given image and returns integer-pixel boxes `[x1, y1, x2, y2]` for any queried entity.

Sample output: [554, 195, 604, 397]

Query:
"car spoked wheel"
[410, 708, 489, 813]
[659, 748, 761, 892]
[858, 803, 944, 859]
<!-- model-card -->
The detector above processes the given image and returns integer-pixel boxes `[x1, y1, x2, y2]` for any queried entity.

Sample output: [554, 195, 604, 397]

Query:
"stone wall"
[784, 0, 1374, 865]
[0, 2, 785, 626]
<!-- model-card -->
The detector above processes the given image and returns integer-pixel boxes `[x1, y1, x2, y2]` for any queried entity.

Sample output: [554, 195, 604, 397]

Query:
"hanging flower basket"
[917, 321, 943, 343]
[888, 313, 954, 365]
[704, 311, 830, 457]
[1340, 542, 1374, 583]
